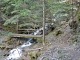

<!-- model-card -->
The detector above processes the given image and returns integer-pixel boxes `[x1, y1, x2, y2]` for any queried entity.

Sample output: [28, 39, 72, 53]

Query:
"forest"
[0, 0, 80, 60]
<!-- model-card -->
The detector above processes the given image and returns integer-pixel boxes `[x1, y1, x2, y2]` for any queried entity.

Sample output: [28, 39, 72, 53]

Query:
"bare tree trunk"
[43, 0, 45, 46]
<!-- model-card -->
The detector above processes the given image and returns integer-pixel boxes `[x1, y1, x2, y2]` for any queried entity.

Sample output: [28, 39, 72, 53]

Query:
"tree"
[0, 0, 75, 29]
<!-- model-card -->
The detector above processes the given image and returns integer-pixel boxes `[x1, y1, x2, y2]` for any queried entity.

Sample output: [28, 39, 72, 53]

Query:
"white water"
[5, 40, 33, 60]
[5, 42, 32, 60]
[21, 42, 32, 48]
[5, 48, 22, 60]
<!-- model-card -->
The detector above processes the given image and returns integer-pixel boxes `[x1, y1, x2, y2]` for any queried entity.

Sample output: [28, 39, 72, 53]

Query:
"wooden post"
[16, 20, 19, 33]
[72, 0, 74, 21]
[42, 0, 45, 46]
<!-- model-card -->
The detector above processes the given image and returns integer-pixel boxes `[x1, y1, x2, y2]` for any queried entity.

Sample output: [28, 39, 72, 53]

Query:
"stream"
[5, 23, 54, 60]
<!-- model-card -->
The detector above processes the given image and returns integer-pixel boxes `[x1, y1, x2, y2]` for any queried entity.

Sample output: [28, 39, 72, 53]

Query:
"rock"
[61, 21, 67, 25]
[77, 37, 80, 42]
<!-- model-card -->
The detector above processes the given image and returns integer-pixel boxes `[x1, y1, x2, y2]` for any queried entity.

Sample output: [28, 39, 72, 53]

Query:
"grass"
[37, 38, 42, 43]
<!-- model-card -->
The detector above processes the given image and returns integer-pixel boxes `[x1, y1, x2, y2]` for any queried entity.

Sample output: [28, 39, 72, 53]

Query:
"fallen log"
[11, 34, 42, 38]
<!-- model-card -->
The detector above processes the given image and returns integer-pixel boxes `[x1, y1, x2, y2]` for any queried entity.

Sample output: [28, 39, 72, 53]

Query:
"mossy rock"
[4, 37, 12, 45]
[0, 45, 6, 50]
[28, 51, 38, 60]
[54, 30, 64, 36]
[28, 50, 42, 60]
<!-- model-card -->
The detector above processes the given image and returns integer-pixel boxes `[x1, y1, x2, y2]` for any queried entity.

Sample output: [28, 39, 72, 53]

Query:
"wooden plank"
[11, 34, 42, 38]
[18, 29, 37, 31]
[19, 23, 39, 26]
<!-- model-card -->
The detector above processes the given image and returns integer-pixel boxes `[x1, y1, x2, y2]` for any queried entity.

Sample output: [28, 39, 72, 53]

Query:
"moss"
[37, 38, 50, 46]
[37, 38, 42, 43]
[0, 45, 5, 50]
[3, 37, 12, 45]
[16, 40, 21, 46]
[3, 24, 16, 32]
[54, 30, 64, 36]
[77, 9, 80, 21]
[48, 29, 51, 34]
[71, 36, 77, 43]
[29, 52, 37, 60]
[28, 50, 42, 60]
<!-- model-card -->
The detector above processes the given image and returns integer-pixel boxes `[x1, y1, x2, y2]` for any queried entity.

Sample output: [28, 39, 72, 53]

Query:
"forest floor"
[38, 22, 80, 60]
[0, 21, 80, 60]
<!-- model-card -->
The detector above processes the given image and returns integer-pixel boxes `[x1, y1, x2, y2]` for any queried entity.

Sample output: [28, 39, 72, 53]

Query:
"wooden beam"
[19, 23, 39, 26]
[11, 34, 42, 38]
[20, 23, 34, 25]
[18, 29, 37, 31]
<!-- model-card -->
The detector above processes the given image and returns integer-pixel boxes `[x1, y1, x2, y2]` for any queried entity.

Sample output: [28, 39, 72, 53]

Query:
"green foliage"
[37, 38, 42, 43]
[0, 31, 12, 36]
[4, 15, 19, 25]
[0, 0, 42, 26]
[71, 36, 77, 43]
[0, 0, 74, 28]
[77, 9, 80, 21]
[28, 50, 42, 60]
